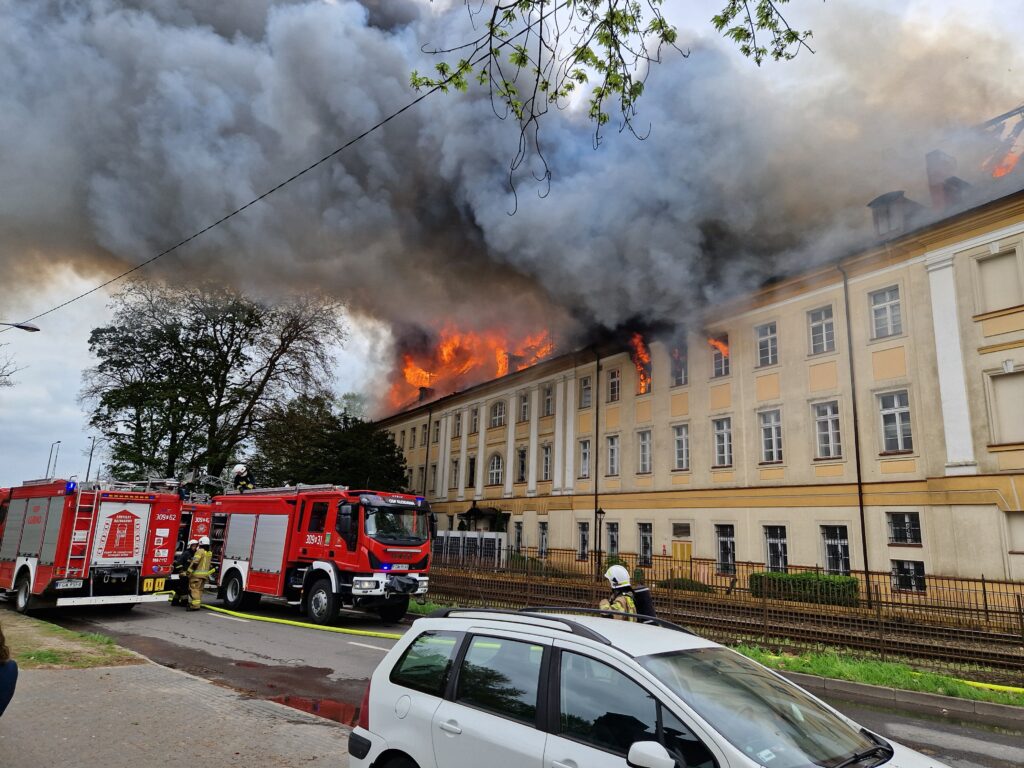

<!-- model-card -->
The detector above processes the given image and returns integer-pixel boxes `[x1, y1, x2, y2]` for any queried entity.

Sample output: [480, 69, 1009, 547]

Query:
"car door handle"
[438, 720, 462, 735]
[552, 761, 577, 768]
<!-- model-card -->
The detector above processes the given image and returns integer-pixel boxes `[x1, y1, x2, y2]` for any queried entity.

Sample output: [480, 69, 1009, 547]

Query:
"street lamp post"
[45, 440, 61, 478]
[595, 507, 606, 579]
[0, 322, 41, 332]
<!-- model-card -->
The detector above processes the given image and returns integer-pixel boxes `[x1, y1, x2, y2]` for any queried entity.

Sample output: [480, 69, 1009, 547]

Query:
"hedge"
[748, 571, 860, 607]
[656, 577, 715, 593]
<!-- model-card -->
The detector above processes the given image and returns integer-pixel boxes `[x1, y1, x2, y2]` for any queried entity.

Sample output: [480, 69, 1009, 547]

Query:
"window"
[606, 522, 619, 557]
[519, 393, 530, 423]
[421, 424, 428, 446]
[453, 413, 462, 438]
[606, 435, 619, 476]
[390, 630, 461, 696]
[672, 523, 692, 538]
[673, 424, 690, 471]
[711, 335, 730, 377]
[879, 390, 913, 452]
[607, 369, 620, 402]
[870, 286, 902, 338]
[671, 344, 688, 386]
[538, 521, 548, 557]
[887, 511, 922, 544]
[405, 469, 413, 489]
[467, 456, 476, 488]
[579, 376, 592, 408]
[470, 407, 479, 433]
[456, 636, 544, 724]
[814, 401, 842, 458]
[489, 401, 506, 428]
[578, 439, 591, 479]
[516, 447, 528, 483]
[716, 524, 736, 575]
[809, 306, 835, 354]
[637, 430, 652, 474]
[429, 463, 437, 492]
[713, 417, 732, 467]
[416, 467, 425, 491]
[577, 521, 589, 560]
[399, 430, 406, 449]
[450, 458, 460, 489]
[821, 525, 850, 575]
[542, 384, 554, 417]
[638, 523, 653, 566]
[891, 560, 926, 593]
[764, 526, 788, 573]
[487, 454, 504, 485]
[513, 521, 523, 553]
[976, 250, 1024, 313]
[541, 445, 552, 481]
[410, 426, 416, 447]
[432, 420, 440, 443]
[756, 322, 778, 367]
[307, 501, 328, 533]
[760, 409, 783, 463]
[991, 371, 1024, 444]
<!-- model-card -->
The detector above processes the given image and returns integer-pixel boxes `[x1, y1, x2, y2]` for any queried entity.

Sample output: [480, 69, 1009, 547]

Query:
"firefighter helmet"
[604, 564, 631, 589]
[232, 464, 247, 476]
[188, 539, 198, 547]
[198, 535, 211, 546]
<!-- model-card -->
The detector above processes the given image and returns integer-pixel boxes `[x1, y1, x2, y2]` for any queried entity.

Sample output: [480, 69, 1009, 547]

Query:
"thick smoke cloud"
[1, 1, 1020, 410]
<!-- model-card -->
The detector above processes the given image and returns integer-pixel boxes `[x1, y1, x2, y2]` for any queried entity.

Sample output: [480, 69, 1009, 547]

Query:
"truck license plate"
[56, 579, 84, 590]
[391, 564, 409, 571]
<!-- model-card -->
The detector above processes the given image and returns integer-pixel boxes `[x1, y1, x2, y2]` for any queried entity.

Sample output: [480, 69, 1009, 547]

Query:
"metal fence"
[429, 546, 1024, 685]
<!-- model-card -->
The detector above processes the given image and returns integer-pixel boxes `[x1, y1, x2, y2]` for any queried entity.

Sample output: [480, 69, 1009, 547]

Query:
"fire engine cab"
[213, 485, 431, 624]
[0, 479, 181, 611]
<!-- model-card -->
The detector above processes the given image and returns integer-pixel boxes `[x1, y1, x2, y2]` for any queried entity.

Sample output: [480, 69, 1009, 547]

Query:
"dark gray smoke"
[1, 1, 1021, 410]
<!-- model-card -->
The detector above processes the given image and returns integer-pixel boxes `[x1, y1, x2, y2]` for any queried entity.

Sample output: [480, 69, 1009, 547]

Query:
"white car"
[348, 608, 950, 768]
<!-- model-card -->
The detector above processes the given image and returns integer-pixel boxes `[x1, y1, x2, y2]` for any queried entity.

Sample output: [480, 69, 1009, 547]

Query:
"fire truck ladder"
[239, 484, 346, 496]
[65, 489, 97, 578]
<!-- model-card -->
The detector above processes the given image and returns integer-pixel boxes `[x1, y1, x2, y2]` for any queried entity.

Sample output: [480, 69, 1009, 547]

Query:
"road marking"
[348, 641, 390, 652]
[209, 612, 249, 623]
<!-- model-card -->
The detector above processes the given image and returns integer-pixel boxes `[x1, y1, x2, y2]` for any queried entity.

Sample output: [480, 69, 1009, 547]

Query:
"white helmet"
[198, 535, 211, 546]
[604, 564, 630, 589]
[232, 464, 247, 476]
[187, 539, 198, 547]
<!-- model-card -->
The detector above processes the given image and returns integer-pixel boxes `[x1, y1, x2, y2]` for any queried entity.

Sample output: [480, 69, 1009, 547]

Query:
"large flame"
[707, 336, 730, 357]
[629, 332, 652, 395]
[984, 110, 1024, 179]
[992, 150, 1021, 178]
[387, 327, 555, 410]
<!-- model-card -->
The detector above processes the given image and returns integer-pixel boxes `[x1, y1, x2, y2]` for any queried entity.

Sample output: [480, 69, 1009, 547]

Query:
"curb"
[781, 671, 1024, 725]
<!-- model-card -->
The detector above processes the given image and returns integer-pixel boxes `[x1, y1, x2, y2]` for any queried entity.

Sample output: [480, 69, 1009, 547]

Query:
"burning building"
[380, 150, 1024, 584]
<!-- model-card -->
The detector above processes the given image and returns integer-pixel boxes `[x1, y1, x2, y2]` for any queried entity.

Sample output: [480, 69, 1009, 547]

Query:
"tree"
[81, 281, 347, 481]
[0, 344, 19, 388]
[412, 1, 813, 192]
[247, 394, 407, 490]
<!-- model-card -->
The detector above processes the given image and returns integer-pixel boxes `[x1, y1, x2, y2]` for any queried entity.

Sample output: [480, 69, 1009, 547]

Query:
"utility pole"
[85, 436, 97, 482]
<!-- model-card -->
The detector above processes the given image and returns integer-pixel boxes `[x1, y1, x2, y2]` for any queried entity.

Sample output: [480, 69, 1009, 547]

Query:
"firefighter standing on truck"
[599, 564, 637, 619]
[231, 464, 255, 492]
[185, 536, 214, 612]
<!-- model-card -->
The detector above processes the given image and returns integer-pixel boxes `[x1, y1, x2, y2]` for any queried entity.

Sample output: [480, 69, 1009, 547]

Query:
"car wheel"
[380, 756, 418, 768]
[377, 596, 409, 625]
[14, 572, 32, 614]
[223, 571, 245, 610]
[306, 578, 337, 625]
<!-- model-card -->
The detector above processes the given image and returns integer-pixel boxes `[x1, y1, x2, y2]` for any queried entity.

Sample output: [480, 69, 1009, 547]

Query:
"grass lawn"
[2, 610, 141, 669]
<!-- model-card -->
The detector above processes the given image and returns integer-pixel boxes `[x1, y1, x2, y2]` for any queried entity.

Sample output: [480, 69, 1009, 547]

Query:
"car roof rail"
[427, 607, 611, 645]
[520, 606, 696, 635]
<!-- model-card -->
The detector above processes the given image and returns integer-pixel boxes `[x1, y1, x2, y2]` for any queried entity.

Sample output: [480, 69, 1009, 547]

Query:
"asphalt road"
[50, 598, 1024, 768]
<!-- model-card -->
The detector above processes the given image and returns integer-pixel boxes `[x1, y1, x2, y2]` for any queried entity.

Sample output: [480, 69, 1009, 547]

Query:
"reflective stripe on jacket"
[187, 548, 214, 578]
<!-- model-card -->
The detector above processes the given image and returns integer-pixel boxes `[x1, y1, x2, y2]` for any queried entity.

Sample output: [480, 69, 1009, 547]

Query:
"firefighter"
[598, 564, 637, 619]
[231, 464, 255, 492]
[0, 622, 16, 718]
[172, 539, 198, 607]
[185, 536, 214, 612]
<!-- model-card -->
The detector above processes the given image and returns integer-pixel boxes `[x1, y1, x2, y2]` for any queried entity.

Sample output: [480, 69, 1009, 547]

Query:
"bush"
[749, 571, 860, 607]
[603, 555, 627, 569]
[656, 577, 715, 593]
[506, 553, 566, 577]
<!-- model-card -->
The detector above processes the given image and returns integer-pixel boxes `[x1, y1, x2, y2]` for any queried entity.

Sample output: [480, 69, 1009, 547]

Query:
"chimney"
[418, 386, 435, 402]
[867, 191, 924, 238]
[925, 150, 971, 210]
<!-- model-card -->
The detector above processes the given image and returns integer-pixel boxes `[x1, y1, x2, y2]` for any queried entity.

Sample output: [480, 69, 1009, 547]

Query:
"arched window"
[488, 453, 504, 485]
[490, 400, 507, 428]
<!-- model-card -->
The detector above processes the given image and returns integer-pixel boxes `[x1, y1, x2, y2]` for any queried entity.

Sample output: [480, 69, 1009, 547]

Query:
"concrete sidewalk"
[0, 663, 349, 768]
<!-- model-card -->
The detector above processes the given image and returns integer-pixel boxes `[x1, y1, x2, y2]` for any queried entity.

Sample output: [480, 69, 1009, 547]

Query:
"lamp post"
[595, 507, 606, 579]
[0, 322, 41, 332]
[45, 440, 61, 478]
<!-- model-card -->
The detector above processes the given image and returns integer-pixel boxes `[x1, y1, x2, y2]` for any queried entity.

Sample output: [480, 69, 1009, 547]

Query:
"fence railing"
[428, 546, 1024, 684]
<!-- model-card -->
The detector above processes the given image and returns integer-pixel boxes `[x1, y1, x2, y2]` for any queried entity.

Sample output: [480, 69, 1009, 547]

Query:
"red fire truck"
[0, 479, 181, 612]
[213, 485, 431, 624]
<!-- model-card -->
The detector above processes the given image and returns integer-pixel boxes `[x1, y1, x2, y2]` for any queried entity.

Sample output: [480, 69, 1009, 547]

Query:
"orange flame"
[628, 332, 652, 395]
[707, 337, 730, 357]
[993, 150, 1021, 178]
[387, 327, 556, 410]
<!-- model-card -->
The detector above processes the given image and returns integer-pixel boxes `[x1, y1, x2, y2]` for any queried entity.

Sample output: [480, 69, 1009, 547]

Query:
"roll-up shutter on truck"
[39, 497, 66, 565]
[18, 497, 50, 557]
[251, 515, 288, 574]
[0, 499, 27, 561]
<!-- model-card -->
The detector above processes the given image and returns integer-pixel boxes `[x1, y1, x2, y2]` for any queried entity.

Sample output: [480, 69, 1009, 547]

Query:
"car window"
[456, 636, 544, 725]
[663, 708, 717, 768]
[390, 631, 462, 696]
[559, 651, 657, 755]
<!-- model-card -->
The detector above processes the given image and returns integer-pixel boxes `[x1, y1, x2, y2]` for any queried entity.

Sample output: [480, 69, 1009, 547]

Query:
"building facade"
[380, 189, 1024, 582]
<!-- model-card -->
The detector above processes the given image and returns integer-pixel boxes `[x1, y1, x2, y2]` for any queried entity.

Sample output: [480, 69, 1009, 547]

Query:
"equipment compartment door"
[295, 497, 332, 561]
[91, 501, 151, 567]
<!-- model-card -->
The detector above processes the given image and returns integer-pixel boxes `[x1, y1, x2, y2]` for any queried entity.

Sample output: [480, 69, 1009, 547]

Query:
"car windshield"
[364, 505, 429, 544]
[637, 648, 883, 768]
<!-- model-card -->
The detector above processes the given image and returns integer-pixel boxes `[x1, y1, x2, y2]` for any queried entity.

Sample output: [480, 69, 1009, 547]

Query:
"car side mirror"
[626, 741, 675, 768]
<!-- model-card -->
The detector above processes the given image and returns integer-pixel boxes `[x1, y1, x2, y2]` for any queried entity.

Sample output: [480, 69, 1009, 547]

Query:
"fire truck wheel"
[377, 596, 410, 625]
[306, 578, 337, 625]
[14, 572, 32, 614]
[223, 571, 245, 610]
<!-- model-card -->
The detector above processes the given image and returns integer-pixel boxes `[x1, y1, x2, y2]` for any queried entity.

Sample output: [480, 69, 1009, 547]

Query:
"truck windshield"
[364, 506, 429, 544]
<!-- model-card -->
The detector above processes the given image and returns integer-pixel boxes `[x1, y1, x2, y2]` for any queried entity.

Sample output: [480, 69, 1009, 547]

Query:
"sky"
[1, 0, 1022, 487]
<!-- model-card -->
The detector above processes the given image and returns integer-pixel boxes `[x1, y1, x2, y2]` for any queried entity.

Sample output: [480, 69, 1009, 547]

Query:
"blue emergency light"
[65, 480, 77, 495]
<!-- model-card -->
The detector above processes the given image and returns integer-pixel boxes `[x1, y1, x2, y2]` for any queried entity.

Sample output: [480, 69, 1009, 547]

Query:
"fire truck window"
[308, 502, 328, 533]
[336, 503, 357, 550]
